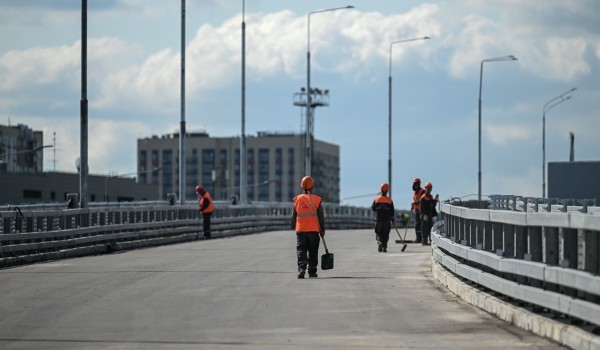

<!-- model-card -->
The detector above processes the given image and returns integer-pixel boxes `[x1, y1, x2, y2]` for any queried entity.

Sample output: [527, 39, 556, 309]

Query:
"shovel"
[320, 235, 334, 270]
[307, 192, 334, 270]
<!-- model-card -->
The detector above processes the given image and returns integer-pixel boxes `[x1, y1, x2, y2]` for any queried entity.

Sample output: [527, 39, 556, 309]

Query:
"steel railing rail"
[0, 202, 375, 267]
[433, 199, 600, 328]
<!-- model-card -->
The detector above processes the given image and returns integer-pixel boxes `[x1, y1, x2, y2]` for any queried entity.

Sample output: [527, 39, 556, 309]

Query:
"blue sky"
[1, 0, 598, 207]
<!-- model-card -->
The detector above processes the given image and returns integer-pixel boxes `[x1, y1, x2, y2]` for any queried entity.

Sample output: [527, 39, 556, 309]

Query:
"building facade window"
[162, 150, 172, 196]
[258, 148, 269, 201]
[202, 149, 215, 194]
[247, 149, 255, 201]
[288, 148, 295, 200]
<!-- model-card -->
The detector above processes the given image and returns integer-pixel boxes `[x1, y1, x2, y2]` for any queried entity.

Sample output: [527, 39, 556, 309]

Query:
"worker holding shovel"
[371, 183, 395, 253]
[292, 176, 326, 279]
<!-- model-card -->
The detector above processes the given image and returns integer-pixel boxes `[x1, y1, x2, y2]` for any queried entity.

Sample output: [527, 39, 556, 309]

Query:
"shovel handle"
[307, 191, 329, 254]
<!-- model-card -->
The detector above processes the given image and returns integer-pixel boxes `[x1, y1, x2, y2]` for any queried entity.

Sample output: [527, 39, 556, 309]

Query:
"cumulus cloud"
[0, 37, 140, 92]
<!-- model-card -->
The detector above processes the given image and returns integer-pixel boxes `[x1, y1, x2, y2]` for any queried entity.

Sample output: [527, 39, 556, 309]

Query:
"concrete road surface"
[0, 229, 565, 349]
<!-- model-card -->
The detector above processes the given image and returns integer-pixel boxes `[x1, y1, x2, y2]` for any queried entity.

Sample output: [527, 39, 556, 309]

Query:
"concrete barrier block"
[563, 326, 594, 350]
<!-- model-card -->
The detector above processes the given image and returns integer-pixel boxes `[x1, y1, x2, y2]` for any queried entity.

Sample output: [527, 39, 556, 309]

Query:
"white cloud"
[0, 37, 140, 92]
[486, 124, 530, 145]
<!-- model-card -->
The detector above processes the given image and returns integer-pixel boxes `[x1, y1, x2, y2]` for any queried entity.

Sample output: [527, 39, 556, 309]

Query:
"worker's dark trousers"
[421, 218, 432, 245]
[203, 213, 212, 239]
[375, 221, 391, 248]
[297, 232, 320, 274]
[414, 210, 423, 242]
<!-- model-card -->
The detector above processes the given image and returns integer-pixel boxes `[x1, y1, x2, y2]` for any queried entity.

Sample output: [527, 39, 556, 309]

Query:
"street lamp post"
[542, 87, 576, 197]
[240, 0, 247, 204]
[478, 55, 517, 204]
[388, 36, 429, 198]
[305, 5, 354, 177]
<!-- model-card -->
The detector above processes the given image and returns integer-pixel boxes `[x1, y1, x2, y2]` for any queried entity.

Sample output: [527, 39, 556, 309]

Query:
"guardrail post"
[560, 228, 578, 269]
[525, 226, 543, 288]
[526, 226, 542, 262]
[466, 219, 476, 247]
[583, 230, 599, 275]
[483, 221, 493, 251]
[475, 220, 483, 249]
[560, 228, 578, 297]
[544, 227, 559, 265]
[457, 217, 465, 243]
[583, 230, 599, 302]
[451, 216, 458, 242]
[502, 224, 515, 258]
[2, 217, 10, 234]
[515, 226, 527, 259]
[493, 222, 503, 255]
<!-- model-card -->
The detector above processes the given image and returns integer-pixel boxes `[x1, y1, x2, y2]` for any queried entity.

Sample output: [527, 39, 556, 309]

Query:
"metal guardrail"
[489, 195, 599, 214]
[0, 202, 374, 267]
[433, 201, 600, 328]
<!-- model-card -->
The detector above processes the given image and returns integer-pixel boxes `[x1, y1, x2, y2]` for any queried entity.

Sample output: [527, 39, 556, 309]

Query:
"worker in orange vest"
[371, 183, 395, 252]
[411, 178, 426, 243]
[419, 182, 439, 246]
[292, 176, 325, 279]
[196, 185, 215, 239]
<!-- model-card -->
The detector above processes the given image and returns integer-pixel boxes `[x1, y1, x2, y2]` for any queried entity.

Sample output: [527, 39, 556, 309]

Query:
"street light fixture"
[542, 87, 576, 197]
[388, 36, 430, 198]
[305, 5, 354, 177]
[478, 55, 517, 204]
[104, 167, 162, 202]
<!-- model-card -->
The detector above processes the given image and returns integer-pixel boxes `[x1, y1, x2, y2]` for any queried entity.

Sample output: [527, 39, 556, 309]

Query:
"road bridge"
[0, 228, 566, 349]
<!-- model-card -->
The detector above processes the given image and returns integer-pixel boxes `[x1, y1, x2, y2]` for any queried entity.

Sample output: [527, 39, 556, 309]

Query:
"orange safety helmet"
[380, 183, 390, 192]
[424, 182, 433, 189]
[413, 177, 421, 184]
[195, 185, 204, 194]
[301, 176, 314, 190]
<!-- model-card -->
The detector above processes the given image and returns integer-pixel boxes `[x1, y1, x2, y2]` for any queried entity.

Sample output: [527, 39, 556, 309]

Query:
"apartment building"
[137, 131, 340, 203]
[0, 124, 44, 173]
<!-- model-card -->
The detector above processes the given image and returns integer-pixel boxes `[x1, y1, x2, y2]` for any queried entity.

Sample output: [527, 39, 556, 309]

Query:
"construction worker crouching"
[419, 182, 439, 246]
[292, 176, 325, 279]
[371, 183, 395, 253]
[411, 178, 426, 243]
[196, 185, 215, 239]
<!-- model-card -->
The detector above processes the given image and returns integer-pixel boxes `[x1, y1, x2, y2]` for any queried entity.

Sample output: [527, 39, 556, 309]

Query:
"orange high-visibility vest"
[412, 188, 425, 210]
[374, 195, 393, 205]
[294, 193, 322, 233]
[199, 192, 214, 214]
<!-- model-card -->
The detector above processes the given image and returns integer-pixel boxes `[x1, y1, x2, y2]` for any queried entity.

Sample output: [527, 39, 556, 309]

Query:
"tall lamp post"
[388, 36, 429, 198]
[305, 5, 354, 177]
[240, 0, 247, 204]
[542, 87, 576, 197]
[478, 55, 517, 203]
[179, 0, 186, 205]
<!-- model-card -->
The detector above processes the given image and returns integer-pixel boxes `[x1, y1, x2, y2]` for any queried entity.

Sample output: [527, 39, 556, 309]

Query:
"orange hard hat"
[425, 182, 432, 189]
[413, 177, 421, 184]
[195, 185, 204, 194]
[301, 176, 314, 190]
[380, 183, 390, 192]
